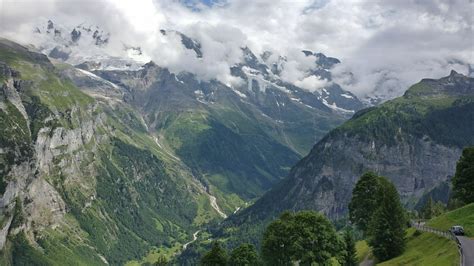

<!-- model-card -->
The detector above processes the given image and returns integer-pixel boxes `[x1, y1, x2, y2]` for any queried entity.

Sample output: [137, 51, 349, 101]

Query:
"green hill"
[428, 203, 474, 237]
[379, 228, 459, 266]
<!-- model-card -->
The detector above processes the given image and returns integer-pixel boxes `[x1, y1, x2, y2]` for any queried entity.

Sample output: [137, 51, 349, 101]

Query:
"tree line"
[200, 210, 358, 265]
[199, 173, 404, 265]
[198, 146, 474, 265]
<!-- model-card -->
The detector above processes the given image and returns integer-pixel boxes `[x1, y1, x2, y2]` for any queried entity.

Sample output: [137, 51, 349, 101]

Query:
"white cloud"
[295, 76, 330, 92]
[0, 0, 472, 99]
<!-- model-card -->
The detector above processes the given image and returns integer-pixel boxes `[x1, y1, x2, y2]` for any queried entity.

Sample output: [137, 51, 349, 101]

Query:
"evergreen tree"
[452, 146, 474, 204]
[349, 172, 384, 234]
[421, 197, 433, 219]
[368, 178, 406, 262]
[154, 255, 168, 266]
[340, 230, 358, 266]
[262, 211, 339, 265]
[200, 242, 228, 266]
[432, 201, 446, 217]
[229, 243, 259, 266]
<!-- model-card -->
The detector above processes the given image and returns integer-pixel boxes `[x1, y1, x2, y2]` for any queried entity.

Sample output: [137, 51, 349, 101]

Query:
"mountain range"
[212, 69, 474, 250]
[31, 20, 368, 211]
[0, 20, 364, 264]
[1, 19, 472, 265]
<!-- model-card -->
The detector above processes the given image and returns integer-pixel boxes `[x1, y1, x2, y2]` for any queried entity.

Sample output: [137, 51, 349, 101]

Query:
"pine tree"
[229, 243, 259, 266]
[452, 146, 474, 204]
[154, 255, 168, 266]
[200, 242, 228, 266]
[368, 178, 406, 262]
[421, 197, 433, 219]
[341, 230, 358, 266]
[349, 172, 385, 234]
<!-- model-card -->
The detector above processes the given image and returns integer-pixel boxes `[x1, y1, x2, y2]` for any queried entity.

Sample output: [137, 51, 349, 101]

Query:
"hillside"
[428, 203, 474, 237]
[211, 70, 474, 249]
[90, 46, 348, 211]
[20, 20, 365, 214]
[0, 38, 226, 265]
[378, 228, 459, 266]
[0, 37, 353, 264]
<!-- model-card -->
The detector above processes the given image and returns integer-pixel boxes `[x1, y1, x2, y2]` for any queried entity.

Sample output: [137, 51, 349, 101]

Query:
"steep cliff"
[0, 38, 222, 265]
[217, 70, 474, 247]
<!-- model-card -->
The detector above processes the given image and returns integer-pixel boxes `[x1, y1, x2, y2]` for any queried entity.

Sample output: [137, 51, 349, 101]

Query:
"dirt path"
[359, 254, 374, 266]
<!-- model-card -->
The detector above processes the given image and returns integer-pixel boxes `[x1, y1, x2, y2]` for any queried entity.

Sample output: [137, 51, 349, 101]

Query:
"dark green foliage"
[229, 243, 260, 266]
[349, 172, 384, 233]
[168, 116, 301, 200]
[452, 146, 474, 204]
[0, 100, 32, 181]
[421, 101, 474, 148]
[65, 138, 198, 264]
[368, 178, 407, 262]
[413, 230, 422, 237]
[340, 230, 357, 266]
[23, 95, 60, 141]
[420, 199, 445, 219]
[200, 242, 228, 266]
[11, 232, 52, 266]
[415, 181, 451, 211]
[338, 83, 474, 149]
[155, 255, 168, 265]
[421, 197, 434, 219]
[261, 211, 339, 265]
[10, 197, 24, 229]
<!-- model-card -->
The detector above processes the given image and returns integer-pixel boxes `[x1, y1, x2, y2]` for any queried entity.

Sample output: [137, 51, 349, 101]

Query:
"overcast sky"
[0, 0, 473, 99]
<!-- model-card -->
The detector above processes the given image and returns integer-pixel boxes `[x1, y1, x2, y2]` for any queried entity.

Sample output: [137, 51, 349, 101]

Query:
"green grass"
[125, 242, 183, 266]
[378, 228, 459, 266]
[428, 203, 474, 237]
[356, 240, 371, 263]
[193, 193, 222, 226]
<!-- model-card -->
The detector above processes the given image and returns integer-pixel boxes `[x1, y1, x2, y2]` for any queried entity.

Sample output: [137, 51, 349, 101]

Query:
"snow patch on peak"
[321, 98, 354, 113]
[340, 93, 354, 99]
[32, 19, 149, 71]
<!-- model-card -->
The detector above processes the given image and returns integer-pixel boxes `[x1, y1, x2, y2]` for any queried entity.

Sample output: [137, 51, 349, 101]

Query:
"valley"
[0, 2, 472, 264]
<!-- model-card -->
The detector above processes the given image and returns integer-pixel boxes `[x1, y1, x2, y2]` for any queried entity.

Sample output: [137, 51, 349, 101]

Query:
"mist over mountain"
[0, 0, 473, 265]
[1, 0, 472, 102]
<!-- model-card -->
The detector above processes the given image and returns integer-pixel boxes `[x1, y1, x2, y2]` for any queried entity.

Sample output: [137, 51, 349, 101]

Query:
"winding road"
[412, 221, 474, 266]
[457, 236, 474, 266]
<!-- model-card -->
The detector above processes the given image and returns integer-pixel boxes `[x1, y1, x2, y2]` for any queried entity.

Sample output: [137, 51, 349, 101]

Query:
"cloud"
[295, 76, 330, 92]
[0, 0, 472, 99]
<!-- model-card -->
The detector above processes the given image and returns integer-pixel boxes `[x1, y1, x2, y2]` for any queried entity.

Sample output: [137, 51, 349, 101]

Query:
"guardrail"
[410, 221, 464, 266]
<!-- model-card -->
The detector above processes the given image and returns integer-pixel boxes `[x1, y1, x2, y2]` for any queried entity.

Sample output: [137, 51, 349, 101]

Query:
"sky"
[0, 0, 473, 100]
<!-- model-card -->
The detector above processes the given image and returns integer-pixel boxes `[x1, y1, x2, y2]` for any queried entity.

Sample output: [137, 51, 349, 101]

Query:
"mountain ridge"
[210, 70, 474, 249]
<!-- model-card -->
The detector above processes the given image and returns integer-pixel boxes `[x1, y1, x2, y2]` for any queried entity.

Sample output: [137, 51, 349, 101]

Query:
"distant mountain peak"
[406, 71, 473, 98]
[160, 29, 203, 58]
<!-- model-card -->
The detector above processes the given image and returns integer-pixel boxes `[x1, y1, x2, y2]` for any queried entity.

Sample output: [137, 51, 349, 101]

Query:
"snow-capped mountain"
[30, 20, 365, 114]
[229, 46, 365, 115]
[32, 20, 148, 70]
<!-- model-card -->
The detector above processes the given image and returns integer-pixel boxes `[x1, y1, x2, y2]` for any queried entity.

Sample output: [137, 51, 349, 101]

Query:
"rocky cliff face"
[90, 57, 346, 212]
[216, 71, 474, 247]
[0, 38, 224, 265]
